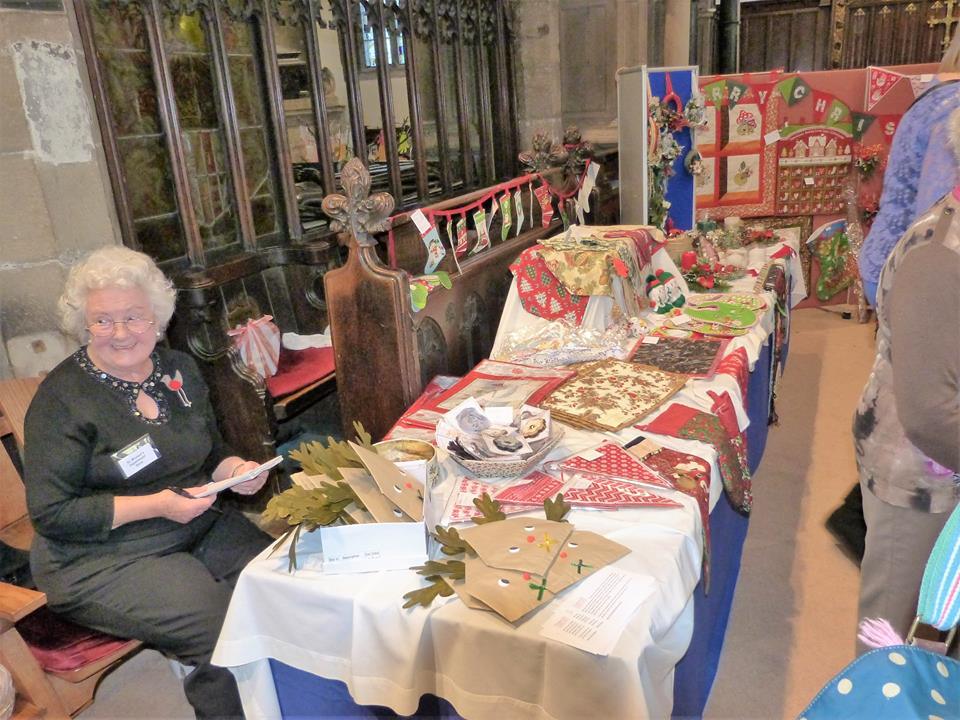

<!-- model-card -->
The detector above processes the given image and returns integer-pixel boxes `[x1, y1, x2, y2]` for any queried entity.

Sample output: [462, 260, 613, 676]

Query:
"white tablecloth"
[212, 239, 792, 720]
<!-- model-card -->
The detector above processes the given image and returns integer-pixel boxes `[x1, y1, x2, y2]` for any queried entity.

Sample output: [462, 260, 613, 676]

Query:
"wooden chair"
[0, 377, 141, 719]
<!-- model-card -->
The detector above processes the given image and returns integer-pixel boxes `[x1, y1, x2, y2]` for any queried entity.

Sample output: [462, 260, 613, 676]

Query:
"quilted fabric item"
[642, 445, 713, 589]
[509, 246, 589, 324]
[541, 360, 688, 432]
[629, 336, 729, 377]
[639, 402, 752, 513]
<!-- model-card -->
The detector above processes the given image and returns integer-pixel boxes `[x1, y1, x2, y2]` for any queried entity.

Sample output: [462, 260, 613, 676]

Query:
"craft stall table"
[212, 227, 803, 719]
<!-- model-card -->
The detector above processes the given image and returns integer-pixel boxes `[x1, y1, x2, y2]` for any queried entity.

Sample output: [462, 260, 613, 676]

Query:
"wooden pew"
[324, 162, 569, 440]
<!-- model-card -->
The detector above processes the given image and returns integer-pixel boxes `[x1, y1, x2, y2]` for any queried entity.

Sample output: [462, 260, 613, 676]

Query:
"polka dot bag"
[799, 501, 960, 719]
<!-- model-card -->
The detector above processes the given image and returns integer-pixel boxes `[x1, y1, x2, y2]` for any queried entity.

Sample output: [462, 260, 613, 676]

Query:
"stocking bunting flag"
[866, 66, 904, 111]
[703, 79, 727, 105]
[576, 162, 600, 225]
[471, 207, 491, 254]
[825, 98, 851, 127]
[499, 193, 513, 241]
[878, 114, 901, 144]
[411, 209, 446, 274]
[559, 202, 569, 231]
[445, 218, 463, 274]
[513, 187, 525, 237]
[486, 195, 499, 232]
[752, 82, 776, 109]
[534, 182, 554, 227]
[455, 216, 469, 255]
[811, 90, 832, 123]
[851, 112, 876, 141]
[777, 76, 810, 106]
[726, 80, 749, 108]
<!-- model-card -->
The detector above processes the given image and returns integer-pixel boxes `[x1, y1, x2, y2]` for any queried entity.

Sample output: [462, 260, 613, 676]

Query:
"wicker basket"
[448, 428, 565, 480]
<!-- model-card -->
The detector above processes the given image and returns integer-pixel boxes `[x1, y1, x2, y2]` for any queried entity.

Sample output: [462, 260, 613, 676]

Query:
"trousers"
[58, 509, 271, 718]
[858, 481, 953, 654]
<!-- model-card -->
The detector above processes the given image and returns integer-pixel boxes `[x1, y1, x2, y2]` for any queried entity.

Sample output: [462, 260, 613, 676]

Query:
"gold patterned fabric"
[540, 359, 687, 432]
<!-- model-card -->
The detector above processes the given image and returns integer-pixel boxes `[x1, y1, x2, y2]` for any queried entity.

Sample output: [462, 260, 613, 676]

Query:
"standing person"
[853, 109, 960, 649]
[24, 246, 272, 717]
[859, 32, 960, 306]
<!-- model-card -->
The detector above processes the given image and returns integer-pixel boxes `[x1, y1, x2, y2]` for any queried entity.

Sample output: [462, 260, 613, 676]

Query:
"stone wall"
[0, 2, 119, 378]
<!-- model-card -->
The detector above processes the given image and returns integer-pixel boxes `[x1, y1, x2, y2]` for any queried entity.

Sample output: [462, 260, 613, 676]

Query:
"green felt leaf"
[471, 492, 506, 525]
[434, 525, 476, 556]
[353, 421, 373, 448]
[412, 559, 466, 580]
[402, 575, 455, 609]
[544, 493, 572, 523]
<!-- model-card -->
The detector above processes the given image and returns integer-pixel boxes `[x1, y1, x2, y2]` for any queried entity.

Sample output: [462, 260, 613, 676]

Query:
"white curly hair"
[58, 245, 177, 342]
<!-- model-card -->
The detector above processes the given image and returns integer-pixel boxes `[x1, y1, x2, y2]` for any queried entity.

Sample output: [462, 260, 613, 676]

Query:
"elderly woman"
[24, 246, 271, 718]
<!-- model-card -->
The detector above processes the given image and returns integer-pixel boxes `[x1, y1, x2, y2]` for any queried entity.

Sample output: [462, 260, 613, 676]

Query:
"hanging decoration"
[866, 66, 905, 111]
[775, 125, 853, 216]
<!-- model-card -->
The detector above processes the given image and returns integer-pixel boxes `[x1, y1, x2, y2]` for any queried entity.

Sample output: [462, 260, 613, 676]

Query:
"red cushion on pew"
[266, 346, 336, 399]
[18, 606, 133, 673]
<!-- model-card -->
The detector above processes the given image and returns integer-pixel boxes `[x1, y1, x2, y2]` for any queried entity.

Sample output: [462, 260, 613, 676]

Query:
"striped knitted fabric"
[918, 501, 960, 630]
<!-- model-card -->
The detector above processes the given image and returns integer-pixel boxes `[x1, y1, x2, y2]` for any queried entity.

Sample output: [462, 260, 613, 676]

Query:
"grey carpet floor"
[78, 308, 875, 719]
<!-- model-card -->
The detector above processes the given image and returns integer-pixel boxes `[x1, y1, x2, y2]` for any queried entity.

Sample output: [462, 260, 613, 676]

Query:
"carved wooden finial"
[518, 131, 568, 174]
[321, 157, 394, 247]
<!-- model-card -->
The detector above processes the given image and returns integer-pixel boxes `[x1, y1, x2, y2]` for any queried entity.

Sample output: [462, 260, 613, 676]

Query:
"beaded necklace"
[76, 348, 170, 425]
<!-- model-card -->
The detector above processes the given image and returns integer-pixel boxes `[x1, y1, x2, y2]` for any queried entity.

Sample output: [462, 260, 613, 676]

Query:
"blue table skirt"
[270, 336, 779, 720]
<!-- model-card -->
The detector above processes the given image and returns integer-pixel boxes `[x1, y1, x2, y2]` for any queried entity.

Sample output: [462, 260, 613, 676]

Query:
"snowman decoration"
[646, 269, 686, 314]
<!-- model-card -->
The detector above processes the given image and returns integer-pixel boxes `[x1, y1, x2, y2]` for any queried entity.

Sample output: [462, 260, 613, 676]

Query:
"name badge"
[111, 434, 161, 479]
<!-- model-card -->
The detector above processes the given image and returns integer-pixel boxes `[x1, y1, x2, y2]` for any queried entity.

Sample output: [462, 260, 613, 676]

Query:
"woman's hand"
[161, 487, 217, 523]
[227, 459, 270, 496]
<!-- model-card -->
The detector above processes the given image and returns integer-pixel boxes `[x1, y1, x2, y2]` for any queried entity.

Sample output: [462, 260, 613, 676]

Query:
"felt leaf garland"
[402, 575, 455, 609]
[471, 492, 507, 525]
[434, 525, 476, 556]
[544, 493, 572, 522]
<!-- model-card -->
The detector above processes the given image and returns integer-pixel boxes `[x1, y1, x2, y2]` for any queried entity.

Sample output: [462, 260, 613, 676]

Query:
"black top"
[24, 346, 233, 571]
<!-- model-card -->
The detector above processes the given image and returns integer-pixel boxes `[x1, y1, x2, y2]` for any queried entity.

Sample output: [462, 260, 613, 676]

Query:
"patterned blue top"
[859, 81, 960, 303]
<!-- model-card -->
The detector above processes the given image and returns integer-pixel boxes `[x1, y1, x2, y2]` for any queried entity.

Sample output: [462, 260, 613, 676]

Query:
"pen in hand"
[166, 486, 222, 513]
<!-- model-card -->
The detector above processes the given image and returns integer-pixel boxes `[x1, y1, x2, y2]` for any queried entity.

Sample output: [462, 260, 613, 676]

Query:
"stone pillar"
[718, 0, 740, 74]
[663, 0, 692, 67]
[512, 0, 563, 149]
[695, 0, 718, 75]
[0, 4, 118, 377]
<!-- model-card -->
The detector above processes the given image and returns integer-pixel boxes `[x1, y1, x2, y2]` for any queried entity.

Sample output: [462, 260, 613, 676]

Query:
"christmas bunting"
[879, 114, 901, 144]
[752, 82, 776, 109]
[778, 76, 810, 106]
[411, 209, 446, 274]
[866, 66, 904, 111]
[471, 208, 490, 254]
[851, 112, 876, 140]
[812, 90, 833, 123]
[499, 193, 512, 241]
[513, 187, 525, 237]
[455, 217, 469, 256]
[726, 80, 749, 107]
[534, 182, 554, 227]
[825, 97, 851, 127]
[703, 79, 727, 105]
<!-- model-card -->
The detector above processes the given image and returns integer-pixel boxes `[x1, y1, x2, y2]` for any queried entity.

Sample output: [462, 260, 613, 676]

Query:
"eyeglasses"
[86, 316, 155, 337]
